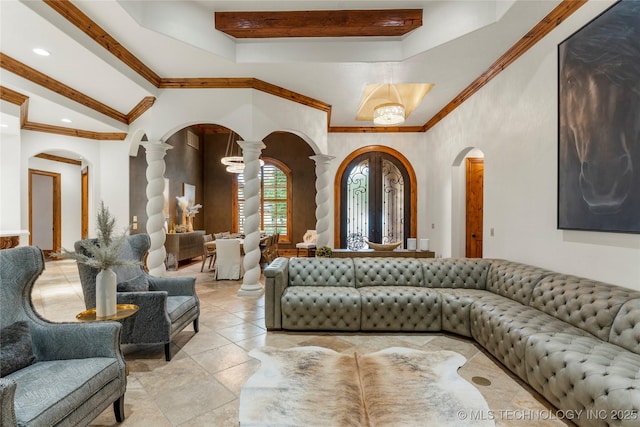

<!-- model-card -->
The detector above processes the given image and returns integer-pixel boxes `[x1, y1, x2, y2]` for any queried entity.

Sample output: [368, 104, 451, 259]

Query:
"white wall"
[425, 0, 640, 289]
[0, 132, 23, 238]
[130, 88, 327, 150]
[98, 139, 130, 229]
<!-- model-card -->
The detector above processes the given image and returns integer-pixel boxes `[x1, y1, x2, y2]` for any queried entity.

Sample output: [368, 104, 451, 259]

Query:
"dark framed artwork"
[558, 0, 640, 233]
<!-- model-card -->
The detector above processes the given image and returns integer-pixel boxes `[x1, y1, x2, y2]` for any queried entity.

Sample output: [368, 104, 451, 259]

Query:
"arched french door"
[336, 147, 415, 248]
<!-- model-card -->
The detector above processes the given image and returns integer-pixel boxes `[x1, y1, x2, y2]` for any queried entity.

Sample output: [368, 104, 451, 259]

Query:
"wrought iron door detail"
[346, 159, 369, 242]
[381, 159, 404, 244]
[341, 152, 410, 248]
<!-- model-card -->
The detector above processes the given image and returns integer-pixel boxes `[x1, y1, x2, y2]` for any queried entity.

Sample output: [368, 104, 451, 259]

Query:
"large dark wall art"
[558, 0, 640, 233]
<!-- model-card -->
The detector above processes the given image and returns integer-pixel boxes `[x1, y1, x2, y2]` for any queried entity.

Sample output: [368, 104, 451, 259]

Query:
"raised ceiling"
[0, 0, 589, 140]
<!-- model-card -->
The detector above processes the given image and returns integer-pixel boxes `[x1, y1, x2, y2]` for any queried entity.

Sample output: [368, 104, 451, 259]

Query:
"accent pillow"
[117, 274, 149, 292]
[0, 321, 36, 377]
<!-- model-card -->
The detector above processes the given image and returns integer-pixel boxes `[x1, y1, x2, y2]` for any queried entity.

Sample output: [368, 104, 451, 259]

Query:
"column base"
[237, 284, 264, 297]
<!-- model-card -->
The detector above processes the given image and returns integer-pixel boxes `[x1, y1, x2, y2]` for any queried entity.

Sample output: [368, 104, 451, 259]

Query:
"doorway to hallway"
[29, 169, 61, 256]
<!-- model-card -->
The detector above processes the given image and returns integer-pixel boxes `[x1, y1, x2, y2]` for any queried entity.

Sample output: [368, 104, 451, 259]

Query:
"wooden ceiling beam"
[43, 0, 162, 87]
[127, 96, 156, 124]
[1, 85, 30, 128]
[0, 53, 129, 125]
[215, 9, 422, 38]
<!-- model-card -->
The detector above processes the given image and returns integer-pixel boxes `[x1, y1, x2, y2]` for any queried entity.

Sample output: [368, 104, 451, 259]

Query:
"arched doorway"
[28, 150, 85, 254]
[335, 146, 416, 248]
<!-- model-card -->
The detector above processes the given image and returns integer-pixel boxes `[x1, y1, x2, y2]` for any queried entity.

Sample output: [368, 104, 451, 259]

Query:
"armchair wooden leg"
[164, 343, 172, 361]
[193, 318, 199, 333]
[114, 394, 125, 422]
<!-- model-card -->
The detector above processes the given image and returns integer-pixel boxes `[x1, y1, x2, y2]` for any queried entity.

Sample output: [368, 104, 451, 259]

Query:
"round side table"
[76, 304, 139, 322]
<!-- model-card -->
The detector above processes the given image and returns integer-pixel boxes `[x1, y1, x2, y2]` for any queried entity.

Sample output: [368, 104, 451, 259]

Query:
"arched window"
[233, 158, 291, 242]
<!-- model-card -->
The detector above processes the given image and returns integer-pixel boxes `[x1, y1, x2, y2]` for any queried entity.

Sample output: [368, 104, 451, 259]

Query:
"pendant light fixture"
[373, 102, 405, 125]
[373, 84, 405, 126]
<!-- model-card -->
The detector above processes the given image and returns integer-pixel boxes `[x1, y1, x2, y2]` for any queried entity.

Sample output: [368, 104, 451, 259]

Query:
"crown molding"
[35, 153, 82, 166]
[22, 121, 126, 140]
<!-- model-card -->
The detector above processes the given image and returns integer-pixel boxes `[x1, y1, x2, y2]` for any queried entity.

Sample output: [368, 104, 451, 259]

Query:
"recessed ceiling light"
[33, 48, 51, 56]
[61, 118, 72, 123]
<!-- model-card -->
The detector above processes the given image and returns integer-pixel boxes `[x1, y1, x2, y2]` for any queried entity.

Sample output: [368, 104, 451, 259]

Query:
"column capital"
[142, 141, 173, 151]
[309, 154, 335, 164]
[238, 140, 266, 151]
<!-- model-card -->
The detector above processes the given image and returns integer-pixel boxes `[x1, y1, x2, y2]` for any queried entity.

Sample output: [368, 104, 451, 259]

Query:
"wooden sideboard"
[331, 249, 435, 258]
[164, 230, 205, 264]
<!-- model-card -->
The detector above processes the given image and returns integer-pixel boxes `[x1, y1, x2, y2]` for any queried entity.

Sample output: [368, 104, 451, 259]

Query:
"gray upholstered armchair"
[75, 234, 200, 361]
[0, 246, 126, 426]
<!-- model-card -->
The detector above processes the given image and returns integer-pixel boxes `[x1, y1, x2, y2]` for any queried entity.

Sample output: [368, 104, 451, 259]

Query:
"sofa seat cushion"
[359, 286, 441, 331]
[526, 332, 640, 427]
[471, 296, 590, 381]
[421, 259, 490, 289]
[529, 275, 640, 342]
[354, 258, 425, 288]
[167, 296, 197, 322]
[281, 286, 361, 331]
[432, 289, 493, 337]
[6, 358, 120, 426]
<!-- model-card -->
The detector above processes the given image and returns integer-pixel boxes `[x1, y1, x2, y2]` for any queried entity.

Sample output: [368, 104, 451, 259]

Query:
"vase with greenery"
[315, 246, 333, 258]
[55, 202, 138, 318]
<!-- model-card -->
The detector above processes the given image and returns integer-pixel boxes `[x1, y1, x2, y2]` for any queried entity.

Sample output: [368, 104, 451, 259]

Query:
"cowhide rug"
[239, 346, 495, 427]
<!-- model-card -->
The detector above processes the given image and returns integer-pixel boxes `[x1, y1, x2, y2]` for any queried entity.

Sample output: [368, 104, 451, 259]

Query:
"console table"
[332, 249, 435, 258]
[164, 230, 205, 263]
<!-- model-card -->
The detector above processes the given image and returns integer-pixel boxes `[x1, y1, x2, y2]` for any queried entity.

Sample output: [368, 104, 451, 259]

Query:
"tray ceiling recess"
[357, 83, 434, 122]
[214, 9, 423, 38]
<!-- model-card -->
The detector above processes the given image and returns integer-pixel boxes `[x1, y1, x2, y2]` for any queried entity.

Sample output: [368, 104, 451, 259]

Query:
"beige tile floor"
[33, 259, 572, 427]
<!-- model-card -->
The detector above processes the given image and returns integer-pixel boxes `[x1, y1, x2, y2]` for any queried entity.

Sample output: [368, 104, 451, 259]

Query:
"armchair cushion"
[167, 296, 198, 322]
[7, 358, 120, 426]
[117, 274, 149, 292]
[0, 321, 35, 377]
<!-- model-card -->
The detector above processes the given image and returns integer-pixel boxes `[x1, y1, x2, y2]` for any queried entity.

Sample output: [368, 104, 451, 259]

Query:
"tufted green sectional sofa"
[264, 257, 640, 427]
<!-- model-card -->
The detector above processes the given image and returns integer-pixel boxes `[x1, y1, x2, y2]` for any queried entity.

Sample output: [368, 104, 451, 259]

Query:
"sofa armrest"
[147, 275, 196, 296]
[116, 291, 172, 344]
[30, 321, 122, 361]
[264, 257, 289, 330]
[0, 378, 17, 427]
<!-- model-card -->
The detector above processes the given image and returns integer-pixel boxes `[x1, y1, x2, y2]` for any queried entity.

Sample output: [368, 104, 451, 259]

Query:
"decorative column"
[142, 141, 172, 277]
[310, 154, 335, 248]
[238, 140, 266, 296]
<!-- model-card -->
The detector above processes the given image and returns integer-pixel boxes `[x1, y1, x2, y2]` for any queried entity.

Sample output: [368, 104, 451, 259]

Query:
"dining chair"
[214, 239, 242, 280]
[260, 235, 273, 265]
[296, 229, 317, 257]
[201, 234, 216, 272]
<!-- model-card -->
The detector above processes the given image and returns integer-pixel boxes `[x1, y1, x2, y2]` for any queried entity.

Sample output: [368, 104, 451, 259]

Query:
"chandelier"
[220, 130, 264, 173]
[373, 102, 405, 125]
